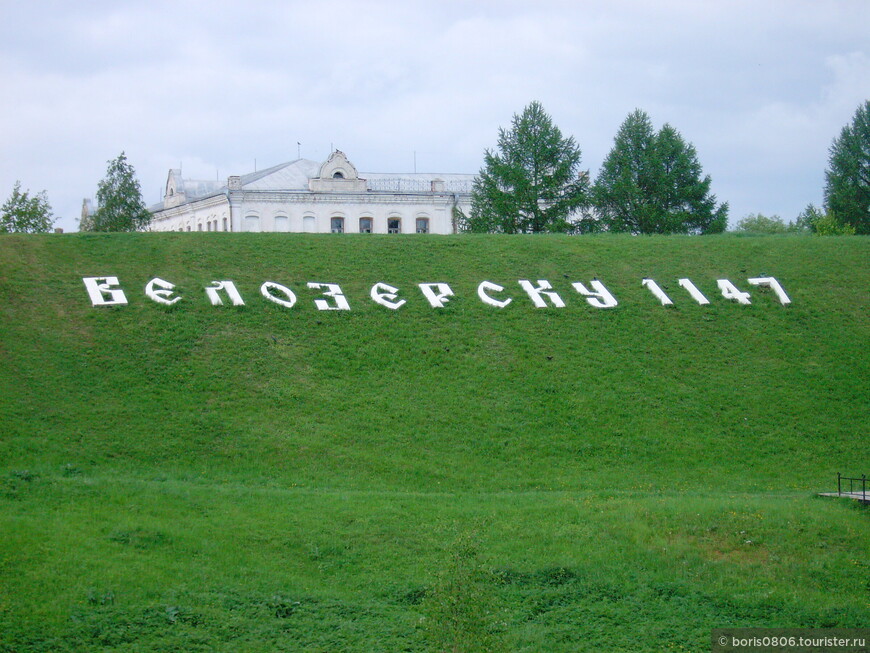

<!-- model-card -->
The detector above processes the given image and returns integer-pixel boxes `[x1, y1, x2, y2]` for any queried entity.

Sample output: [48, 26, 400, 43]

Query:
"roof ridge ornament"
[310, 151, 367, 192]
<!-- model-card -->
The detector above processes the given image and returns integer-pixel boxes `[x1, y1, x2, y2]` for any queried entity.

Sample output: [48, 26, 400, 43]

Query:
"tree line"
[1, 151, 151, 234]
[2, 101, 868, 234]
[466, 100, 869, 236]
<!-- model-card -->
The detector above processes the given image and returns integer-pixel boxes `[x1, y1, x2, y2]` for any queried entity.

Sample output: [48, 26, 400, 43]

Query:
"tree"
[1, 181, 55, 233]
[467, 101, 589, 233]
[734, 213, 788, 234]
[593, 109, 728, 234]
[91, 152, 151, 232]
[824, 100, 869, 234]
[797, 202, 855, 235]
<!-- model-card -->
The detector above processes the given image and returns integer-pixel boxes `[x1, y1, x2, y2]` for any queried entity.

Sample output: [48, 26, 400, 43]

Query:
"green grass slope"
[0, 233, 868, 652]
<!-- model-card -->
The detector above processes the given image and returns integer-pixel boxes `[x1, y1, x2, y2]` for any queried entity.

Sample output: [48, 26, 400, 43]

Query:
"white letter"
[370, 282, 405, 310]
[307, 282, 351, 311]
[418, 283, 454, 308]
[641, 278, 673, 306]
[572, 280, 618, 308]
[678, 278, 710, 305]
[747, 277, 791, 305]
[261, 281, 297, 308]
[145, 277, 182, 306]
[205, 281, 245, 306]
[477, 281, 512, 308]
[717, 279, 751, 304]
[83, 276, 128, 307]
[518, 279, 565, 308]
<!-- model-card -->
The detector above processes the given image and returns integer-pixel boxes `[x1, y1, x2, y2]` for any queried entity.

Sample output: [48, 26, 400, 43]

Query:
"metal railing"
[837, 473, 867, 502]
[366, 178, 474, 194]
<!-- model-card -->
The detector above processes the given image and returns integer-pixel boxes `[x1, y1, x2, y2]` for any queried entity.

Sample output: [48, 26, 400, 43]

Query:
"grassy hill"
[0, 233, 867, 651]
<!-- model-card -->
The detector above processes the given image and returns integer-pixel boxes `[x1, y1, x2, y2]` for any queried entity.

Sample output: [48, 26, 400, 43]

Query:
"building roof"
[151, 154, 475, 212]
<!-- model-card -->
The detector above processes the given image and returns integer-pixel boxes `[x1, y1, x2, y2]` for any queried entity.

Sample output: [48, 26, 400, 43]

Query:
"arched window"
[416, 217, 430, 233]
[274, 215, 290, 232]
[331, 217, 345, 233]
[359, 217, 373, 233]
[333, 171, 345, 179]
[388, 218, 401, 234]
[244, 215, 260, 232]
[303, 215, 316, 232]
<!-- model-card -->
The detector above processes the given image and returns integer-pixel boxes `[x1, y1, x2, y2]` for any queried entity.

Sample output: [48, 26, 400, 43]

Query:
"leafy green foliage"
[0, 181, 55, 233]
[795, 203, 856, 235]
[0, 233, 867, 651]
[593, 109, 728, 234]
[824, 100, 870, 234]
[467, 101, 589, 233]
[91, 152, 151, 232]
[420, 529, 506, 652]
[734, 213, 789, 234]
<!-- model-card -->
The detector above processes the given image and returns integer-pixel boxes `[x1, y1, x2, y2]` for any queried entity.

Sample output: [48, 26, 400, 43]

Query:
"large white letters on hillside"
[206, 281, 245, 306]
[518, 279, 566, 308]
[678, 278, 710, 305]
[478, 281, 512, 308]
[83, 276, 792, 310]
[83, 277, 128, 306]
[370, 283, 406, 310]
[642, 278, 673, 306]
[308, 282, 351, 311]
[717, 279, 752, 305]
[145, 278, 182, 306]
[261, 281, 297, 308]
[747, 277, 791, 304]
[572, 280, 618, 308]
[418, 283, 454, 308]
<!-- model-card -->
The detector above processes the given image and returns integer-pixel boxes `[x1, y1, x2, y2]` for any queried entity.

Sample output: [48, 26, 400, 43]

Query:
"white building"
[148, 151, 474, 234]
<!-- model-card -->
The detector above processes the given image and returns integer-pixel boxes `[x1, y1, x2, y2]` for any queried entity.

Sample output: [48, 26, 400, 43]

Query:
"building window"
[274, 215, 289, 232]
[416, 217, 430, 233]
[244, 215, 260, 232]
[333, 171, 345, 179]
[198, 223, 203, 231]
[388, 218, 401, 234]
[222, 218, 227, 231]
[331, 217, 345, 233]
[303, 215, 316, 232]
[359, 217, 372, 233]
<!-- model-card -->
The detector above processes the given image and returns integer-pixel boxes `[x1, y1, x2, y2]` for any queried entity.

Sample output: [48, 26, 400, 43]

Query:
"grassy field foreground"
[0, 233, 868, 651]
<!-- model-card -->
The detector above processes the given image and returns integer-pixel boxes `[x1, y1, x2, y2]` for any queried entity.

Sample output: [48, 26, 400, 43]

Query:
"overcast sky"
[1, 0, 868, 233]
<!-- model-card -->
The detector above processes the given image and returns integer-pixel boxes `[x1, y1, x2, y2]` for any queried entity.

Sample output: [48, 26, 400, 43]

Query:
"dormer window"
[333, 171, 345, 179]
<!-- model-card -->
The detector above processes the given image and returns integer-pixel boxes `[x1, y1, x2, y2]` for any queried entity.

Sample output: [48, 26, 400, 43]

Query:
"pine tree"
[592, 109, 657, 233]
[91, 152, 151, 232]
[1, 181, 55, 233]
[467, 101, 589, 233]
[824, 100, 869, 234]
[593, 110, 727, 234]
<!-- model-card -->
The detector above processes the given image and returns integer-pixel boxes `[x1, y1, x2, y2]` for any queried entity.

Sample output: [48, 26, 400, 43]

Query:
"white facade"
[149, 151, 474, 235]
